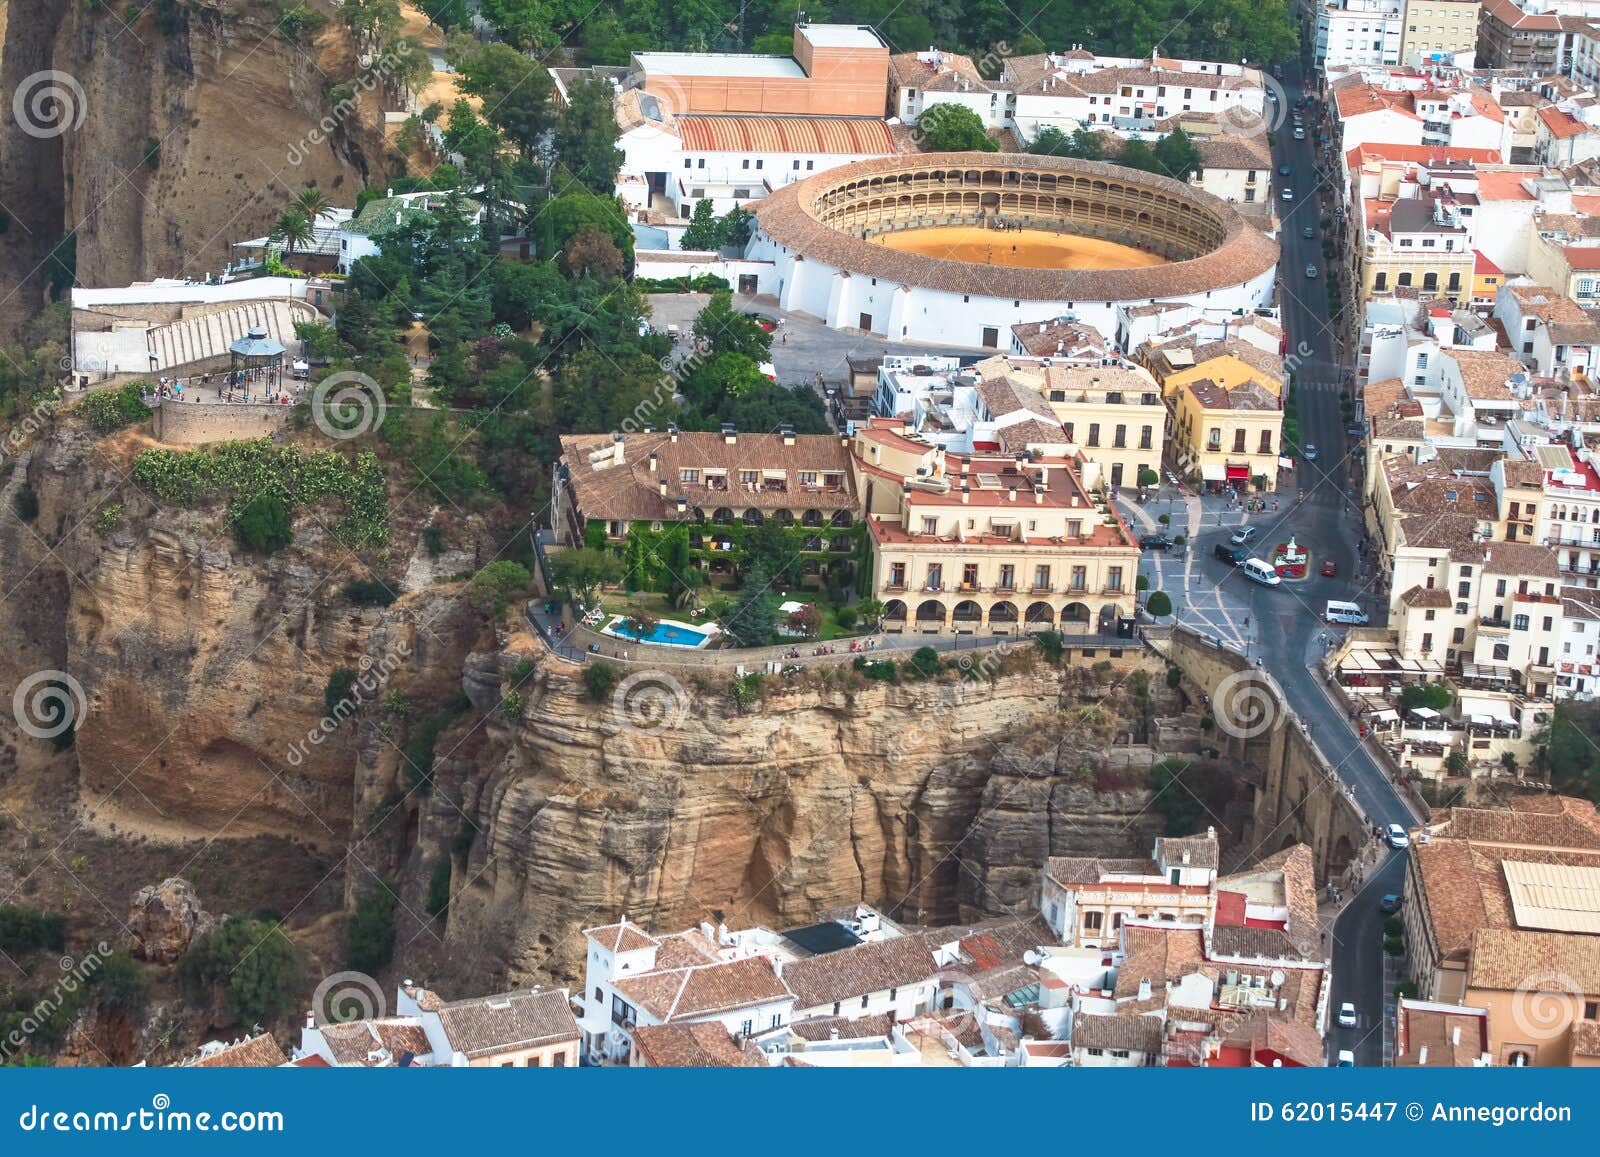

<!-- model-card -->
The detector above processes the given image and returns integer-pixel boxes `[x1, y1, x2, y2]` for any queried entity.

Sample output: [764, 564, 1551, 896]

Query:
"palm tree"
[292, 186, 330, 224]
[269, 208, 313, 258]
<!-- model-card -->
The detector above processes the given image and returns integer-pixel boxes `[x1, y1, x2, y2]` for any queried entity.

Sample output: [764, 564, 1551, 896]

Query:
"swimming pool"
[602, 616, 714, 648]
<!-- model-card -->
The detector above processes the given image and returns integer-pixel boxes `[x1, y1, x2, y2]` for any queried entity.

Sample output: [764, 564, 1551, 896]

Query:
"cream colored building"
[854, 420, 1140, 636]
[1170, 379, 1284, 489]
[1400, 0, 1483, 62]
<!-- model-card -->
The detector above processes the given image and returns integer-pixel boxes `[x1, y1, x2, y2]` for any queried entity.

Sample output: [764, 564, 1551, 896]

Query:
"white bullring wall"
[747, 230, 1278, 347]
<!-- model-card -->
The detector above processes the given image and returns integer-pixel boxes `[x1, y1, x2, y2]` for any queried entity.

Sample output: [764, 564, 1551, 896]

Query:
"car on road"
[1139, 533, 1173, 551]
[1386, 823, 1411, 849]
[1215, 543, 1248, 565]
[1304, 442, 1318, 460]
[1230, 526, 1258, 546]
[1379, 892, 1403, 914]
[1301, 225, 1315, 239]
[1281, 187, 1293, 201]
[1267, 88, 1278, 100]
[1240, 557, 1282, 586]
[1305, 264, 1318, 279]
[1336, 1050, 1355, 1067]
[1279, 164, 1291, 176]
[1346, 423, 1365, 437]
[1293, 128, 1306, 139]
[1320, 559, 1337, 578]
[1337, 1002, 1358, 1029]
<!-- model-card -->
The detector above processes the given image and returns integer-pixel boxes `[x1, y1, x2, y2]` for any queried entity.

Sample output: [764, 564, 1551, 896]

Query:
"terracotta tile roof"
[1184, 379, 1279, 411]
[1223, 1013, 1326, 1067]
[652, 929, 724, 969]
[1570, 1018, 1600, 1059]
[1192, 338, 1286, 383]
[1009, 317, 1115, 357]
[888, 51, 992, 93]
[434, 989, 579, 1058]
[560, 430, 857, 523]
[753, 154, 1280, 304]
[1114, 925, 1207, 996]
[978, 374, 1058, 421]
[1482, 0, 1562, 29]
[1538, 105, 1590, 141]
[1364, 376, 1406, 415]
[1069, 64, 1256, 95]
[585, 920, 661, 954]
[1046, 855, 1158, 886]
[1194, 134, 1273, 171]
[1400, 584, 1453, 608]
[1467, 928, 1600, 993]
[1157, 833, 1219, 869]
[615, 88, 677, 136]
[789, 1013, 894, 1041]
[1335, 85, 1420, 122]
[1499, 458, 1544, 488]
[1395, 1000, 1488, 1066]
[676, 115, 895, 154]
[184, 1034, 287, 1068]
[613, 955, 792, 1022]
[998, 417, 1072, 451]
[1444, 348, 1524, 399]
[318, 1018, 432, 1066]
[782, 935, 937, 1010]
[1072, 1012, 1163, 1053]
[632, 1022, 768, 1067]
[1478, 540, 1561, 577]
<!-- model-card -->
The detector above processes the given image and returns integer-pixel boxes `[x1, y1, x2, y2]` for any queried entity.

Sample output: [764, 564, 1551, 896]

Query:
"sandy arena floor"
[869, 226, 1168, 270]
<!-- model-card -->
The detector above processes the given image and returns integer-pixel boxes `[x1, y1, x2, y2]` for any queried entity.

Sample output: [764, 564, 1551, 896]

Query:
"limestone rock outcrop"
[127, 877, 216, 964]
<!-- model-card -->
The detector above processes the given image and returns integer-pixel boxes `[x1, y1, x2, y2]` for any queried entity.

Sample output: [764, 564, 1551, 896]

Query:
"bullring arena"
[747, 153, 1280, 348]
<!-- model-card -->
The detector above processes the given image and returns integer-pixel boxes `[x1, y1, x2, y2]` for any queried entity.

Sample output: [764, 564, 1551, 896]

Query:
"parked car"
[1230, 526, 1258, 546]
[1336, 1050, 1356, 1067]
[1305, 264, 1318, 279]
[1215, 543, 1248, 565]
[1279, 164, 1291, 176]
[1293, 128, 1306, 139]
[1304, 443, 1319, 460]
[1386, 823, 1411, 849]
[1301, 225, 1315, 239]
[1320, 559, 1337, 578]
[1346, 423, 1365, 437]
[1337, 1002, 1358, 1029]
[1139, 533, 1173, 551]
[1281, 187, 1293, 201]
[1379, 892, 1403, 914]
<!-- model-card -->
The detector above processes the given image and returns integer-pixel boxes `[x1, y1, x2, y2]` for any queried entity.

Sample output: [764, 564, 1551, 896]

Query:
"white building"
[336, 191, 485, 274]
[1558, 586, 1600, 694]
[1317, 0, 1408, 67]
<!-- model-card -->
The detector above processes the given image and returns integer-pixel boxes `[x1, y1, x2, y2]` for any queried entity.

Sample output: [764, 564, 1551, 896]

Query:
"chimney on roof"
[830, 1026, 841, 1041]
[1034, 483, 1045, 504]
[612, 433, 625, 465]
[1207, 825, 1215, 840]
[782, 424, 796, 446]
[658, 479, 668, 498]
[1419, 1044, 1430, 1064]
[306, 1010, 315, 1029]
[1009, 485, 1018, 502]
[668, 423, 679, 443]
[676, 495, 687, 514]
[722, 423, 737, 445]
[648, 451, 658, 473]
[1138, 977, 1152, 1001]
[1452, 1026, 1462, 1046]
[961, 484, 970, 504]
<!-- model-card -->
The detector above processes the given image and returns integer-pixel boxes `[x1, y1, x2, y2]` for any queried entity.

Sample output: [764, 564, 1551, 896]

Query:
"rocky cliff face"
[409, 651, 1189, 988]
[2, 418, 1214, 1005]
[0, 0, 386, 333]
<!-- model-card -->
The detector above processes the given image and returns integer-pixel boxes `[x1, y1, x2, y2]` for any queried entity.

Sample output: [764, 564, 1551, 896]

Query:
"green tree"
[269, 208, 314, 257]
[180, 916, 303, 1026]
[549, 547, 623, 607]
[1152, 128, 1204, 181]
[293, 186, 331, 223]
[448, 38, 555, 158]
[233, 493, 293, 553]
[92, 950, 151, 1019]
[681, 199, 722, 250]
[1148, 758, 1204, 836]
[583, 660, 620, 702]
[720, 207, 755, 248]
[468, 560, 532, 614]
[347, 888, 398, 973]
[1399, 682, 1453, 711]
[692, 291, 771, 361]
[918, 103, 996, 152]
[555, 75, 625, 195]
[1114, 139, 1162, 174]
[1146, 590, 1173, 617]
[542, 191, 634, 265]
[725, 561, 777, 647]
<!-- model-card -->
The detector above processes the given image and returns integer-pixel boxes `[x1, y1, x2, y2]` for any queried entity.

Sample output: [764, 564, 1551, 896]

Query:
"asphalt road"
[1260, 59, 1420, 1067]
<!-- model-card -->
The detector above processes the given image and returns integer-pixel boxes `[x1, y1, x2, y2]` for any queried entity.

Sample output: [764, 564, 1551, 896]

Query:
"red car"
[1320, 560, 1337, 577]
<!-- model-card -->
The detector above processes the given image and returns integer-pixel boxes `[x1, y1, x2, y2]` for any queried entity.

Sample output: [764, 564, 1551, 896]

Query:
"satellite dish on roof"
[1270, 969, 1286, 987]
[1023, 950, 1042, 966]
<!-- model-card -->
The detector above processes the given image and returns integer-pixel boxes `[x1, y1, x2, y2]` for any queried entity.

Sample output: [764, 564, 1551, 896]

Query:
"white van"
[1240, 558, 1281, 586]
[1325, 600, 1368, 625]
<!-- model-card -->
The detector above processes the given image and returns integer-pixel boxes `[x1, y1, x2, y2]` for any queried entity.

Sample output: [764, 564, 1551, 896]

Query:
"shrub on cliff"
[346, 889, 397, 975]
[78, 384, 151, 434]
[468, 560, 531, 616]
[583, 661, 619, 703]
[426, 862, 451, 919]
[180, 916, 302, 1026]
[233, 493, 294, 553]
[12, 483, 39, 523]
[0, 906, 66, 954]
[344, 578, 398, 606]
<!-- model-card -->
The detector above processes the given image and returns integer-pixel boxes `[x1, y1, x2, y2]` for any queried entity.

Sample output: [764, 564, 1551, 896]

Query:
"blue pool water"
[608, 618, 710, 647]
